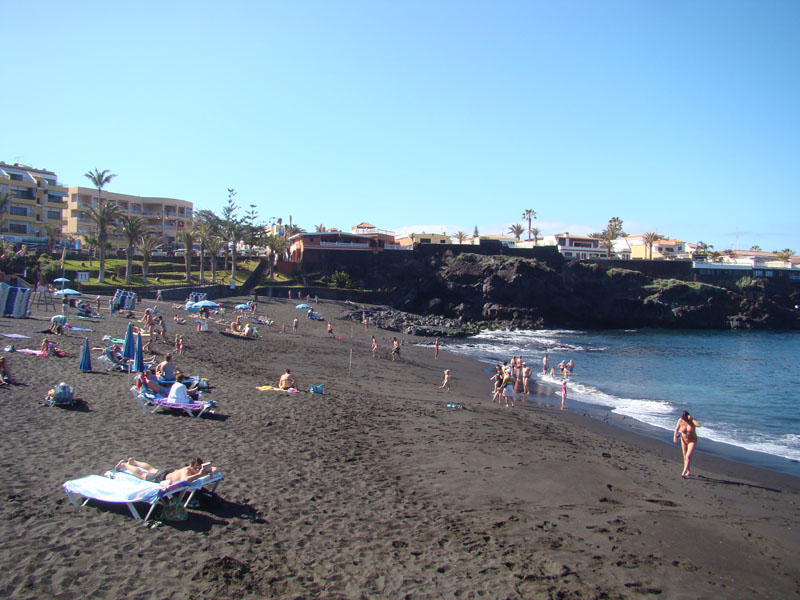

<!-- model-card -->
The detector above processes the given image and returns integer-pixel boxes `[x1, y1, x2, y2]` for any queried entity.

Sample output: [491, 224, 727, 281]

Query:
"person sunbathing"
[114, 457, 216, 484]
[135, 370, 170, 395]
[278, 368, 297, 390]
[40, 338, 73, 357]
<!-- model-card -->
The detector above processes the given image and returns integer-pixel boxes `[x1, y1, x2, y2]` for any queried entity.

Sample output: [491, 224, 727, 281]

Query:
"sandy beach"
[1, 293, 798, 599]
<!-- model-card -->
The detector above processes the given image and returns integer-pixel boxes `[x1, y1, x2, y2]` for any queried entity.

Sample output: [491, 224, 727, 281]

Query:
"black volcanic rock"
[327, 252, 800, 333]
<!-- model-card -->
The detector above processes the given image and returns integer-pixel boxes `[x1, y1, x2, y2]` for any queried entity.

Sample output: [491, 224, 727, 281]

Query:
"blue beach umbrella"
[235, 303, 250, 310]
[54, 288, 81, 296]
[131, 331, 144, 373]
[295, 303, 311, 309]
[79, 337, 92, 372]
[121, 322, 135, 360]
[193, 300, 220, 309]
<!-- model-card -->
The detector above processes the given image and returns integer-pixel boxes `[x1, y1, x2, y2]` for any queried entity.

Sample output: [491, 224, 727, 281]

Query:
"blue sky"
[3, 1, 798, 252]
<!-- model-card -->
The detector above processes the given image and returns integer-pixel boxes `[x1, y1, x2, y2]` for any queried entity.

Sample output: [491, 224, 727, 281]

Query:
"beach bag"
[162, 496, 188, 521]
[309, 384, 324, 395]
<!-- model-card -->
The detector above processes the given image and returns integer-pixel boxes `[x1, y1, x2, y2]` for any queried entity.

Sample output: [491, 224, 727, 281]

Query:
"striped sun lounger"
[130, 386, 217, 418]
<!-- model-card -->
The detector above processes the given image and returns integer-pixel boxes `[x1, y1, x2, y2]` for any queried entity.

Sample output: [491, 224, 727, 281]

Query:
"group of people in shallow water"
[486, 355, 573, 409]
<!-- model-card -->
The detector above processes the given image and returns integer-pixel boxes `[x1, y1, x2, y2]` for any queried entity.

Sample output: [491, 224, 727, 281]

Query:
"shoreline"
[422, 334, 800, 480]
[1, 294, 798, 598]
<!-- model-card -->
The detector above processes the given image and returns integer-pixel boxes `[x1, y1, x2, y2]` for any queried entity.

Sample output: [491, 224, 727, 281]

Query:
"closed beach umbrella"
[79, 337, 92, 372]
[121, 322, 135, 360]
[131, 332, 144, 373]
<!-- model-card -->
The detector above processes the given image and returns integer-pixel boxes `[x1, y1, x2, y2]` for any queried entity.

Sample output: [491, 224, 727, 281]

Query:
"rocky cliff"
[331, 252, 800, 333]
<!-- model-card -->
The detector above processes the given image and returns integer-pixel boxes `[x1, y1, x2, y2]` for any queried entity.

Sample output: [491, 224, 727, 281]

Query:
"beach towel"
[309, 384, 324, 394]
[16, 349, 46, 356]
[257, 385, 301, 393]
[1, 333, 30, 339]
[66, 326, 92, 331]
[63, 473, 190, 520]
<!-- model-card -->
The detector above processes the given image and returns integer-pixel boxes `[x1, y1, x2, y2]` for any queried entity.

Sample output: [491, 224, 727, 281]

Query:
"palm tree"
[508, 224, 525, 240]
[643, 232, 662, 259]
[119, 216, 153, 284]
[41, 223, 62, 254]
[264, 233, 289, 280]
[177, 229, 195, 282]
[776, 248, 794, 266]
[285, 224, 304, 236]
[521, 209, 536, 240]
[695, 241, 713, 254]
[0, 191, 11, 234]
[530, 227, 540, 245]
[204, 236, 225, 282]
[315, 224, 326, 232]
[750, 245, 762, 252]
[454, 231, 467, 244]
[81, 202, 123, 283]
[83, 169, 120, 283]
[138, 231, 162, 284]
[193, 221, 215, 283]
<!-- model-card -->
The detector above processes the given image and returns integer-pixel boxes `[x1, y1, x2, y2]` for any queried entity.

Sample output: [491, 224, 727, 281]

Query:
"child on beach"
[371, 336, 378, 358]
[437, 369, 451, 392]
[561, 379, 567, 410]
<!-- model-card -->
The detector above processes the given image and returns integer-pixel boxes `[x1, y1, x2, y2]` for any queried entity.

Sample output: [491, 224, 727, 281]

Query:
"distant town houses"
[1, 159, 796, 281]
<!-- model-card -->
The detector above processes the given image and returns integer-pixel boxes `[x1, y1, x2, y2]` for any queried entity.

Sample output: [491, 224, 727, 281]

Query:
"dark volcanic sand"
[1, 295, 798, 599]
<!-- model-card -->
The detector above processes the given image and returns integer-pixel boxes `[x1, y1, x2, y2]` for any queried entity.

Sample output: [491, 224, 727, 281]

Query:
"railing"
[384, 245, 412, 250]
[319, 241, 371, 248]
[352, 227, 395, 236]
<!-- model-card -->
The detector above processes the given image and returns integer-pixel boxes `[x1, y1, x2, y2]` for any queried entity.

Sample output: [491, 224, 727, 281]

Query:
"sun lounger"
[97, 347, 129, 371]
[63, 472, 191, 520]
[63, 469, 224, 520]
[131, 386, 217, 418]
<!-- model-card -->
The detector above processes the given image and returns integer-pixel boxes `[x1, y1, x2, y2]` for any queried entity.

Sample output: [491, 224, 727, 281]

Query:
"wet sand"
[1, 294, 798, 599]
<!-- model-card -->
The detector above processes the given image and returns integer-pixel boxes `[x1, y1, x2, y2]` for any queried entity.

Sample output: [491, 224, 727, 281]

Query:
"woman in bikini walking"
[673, 411, 701, 478]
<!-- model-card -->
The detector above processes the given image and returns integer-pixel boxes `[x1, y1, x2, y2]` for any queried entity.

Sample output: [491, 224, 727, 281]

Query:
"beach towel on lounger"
[63, 474, 190, 520]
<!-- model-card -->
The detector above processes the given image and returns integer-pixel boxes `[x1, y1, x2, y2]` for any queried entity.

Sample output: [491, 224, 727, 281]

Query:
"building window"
[9, 174, 22, 181]
[9, 223, 27, 234]
[9, 206, 27, 217]
[47, 210, 62, 220]
[421, 238, 431, 244]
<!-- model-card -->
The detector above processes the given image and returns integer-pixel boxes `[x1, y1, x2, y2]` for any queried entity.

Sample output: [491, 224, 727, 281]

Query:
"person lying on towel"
[114, 457, 217, 484]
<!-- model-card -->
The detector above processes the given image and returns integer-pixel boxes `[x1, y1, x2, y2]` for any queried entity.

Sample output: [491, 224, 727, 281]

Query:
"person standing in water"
[434, 337, 440, 359]
[673, 411, 701, 478]
[560, 379, 567, 410]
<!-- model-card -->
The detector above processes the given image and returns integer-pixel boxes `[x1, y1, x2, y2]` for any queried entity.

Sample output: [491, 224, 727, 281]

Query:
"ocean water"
[442, 329, 800, 476]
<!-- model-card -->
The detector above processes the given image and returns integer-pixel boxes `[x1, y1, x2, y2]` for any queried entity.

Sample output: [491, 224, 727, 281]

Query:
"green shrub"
[329, 270, 355, 289]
